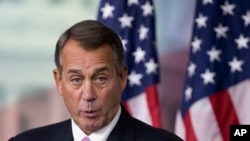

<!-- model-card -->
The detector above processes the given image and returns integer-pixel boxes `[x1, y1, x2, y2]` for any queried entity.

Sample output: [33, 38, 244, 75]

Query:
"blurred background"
[0, 0, 196, 140]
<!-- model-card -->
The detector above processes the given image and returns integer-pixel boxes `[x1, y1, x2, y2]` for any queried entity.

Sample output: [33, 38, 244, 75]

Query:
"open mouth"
[83, 110, 100, 118]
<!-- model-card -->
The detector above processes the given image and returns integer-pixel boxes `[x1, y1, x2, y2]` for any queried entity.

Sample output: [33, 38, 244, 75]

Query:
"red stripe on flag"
[122, 102, 132, 114]
[183, 111, 197, 141]
[145, 85, 162, 128]
[209, 90, 239, 141]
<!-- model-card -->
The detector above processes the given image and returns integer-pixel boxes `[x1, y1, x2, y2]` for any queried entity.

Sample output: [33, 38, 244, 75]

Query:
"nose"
[82, 80, 96, 102]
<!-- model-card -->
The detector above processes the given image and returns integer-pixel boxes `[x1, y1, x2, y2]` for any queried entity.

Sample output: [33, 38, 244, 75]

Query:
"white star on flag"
[118, 13, 134, 28]
[187, 62, 196, 77]
[121, 38, 128, 51]
[185, 87, 193, 101]
[207, 47, 222, 62]
[141, 1, 154, 16]
[242, 11, 250, 26]
[128, 71, 143, 86]
[191, 36, 202, 53]
[221, 1, 235, 15]
[201, 69, 216, 85]
[100, 3, 115, 19]
[203, 0, 213, 5]
[133, 47, 146, 63]
[235, 34, 249, 49]
[228, 57, 244, 73]
[128, 0, 139, 6]
[195, 13, 208, 28]
[145, 58, 158, 74]
[214, 23, 229, 39]
[138, 24, 149, 40]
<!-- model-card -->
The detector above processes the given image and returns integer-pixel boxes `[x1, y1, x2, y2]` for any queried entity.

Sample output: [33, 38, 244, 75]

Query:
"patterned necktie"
[81, 137, 91, 141]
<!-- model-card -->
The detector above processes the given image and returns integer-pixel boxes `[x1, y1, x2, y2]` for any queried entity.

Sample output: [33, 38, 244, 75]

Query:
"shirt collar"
[72, 106, 121, 141]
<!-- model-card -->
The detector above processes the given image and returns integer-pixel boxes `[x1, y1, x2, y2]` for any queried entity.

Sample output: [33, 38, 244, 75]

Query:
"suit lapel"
[107, 107, 135, 141]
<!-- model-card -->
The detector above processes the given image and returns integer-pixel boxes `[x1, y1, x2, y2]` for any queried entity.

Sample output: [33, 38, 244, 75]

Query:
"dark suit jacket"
[9, 108, 183, 141]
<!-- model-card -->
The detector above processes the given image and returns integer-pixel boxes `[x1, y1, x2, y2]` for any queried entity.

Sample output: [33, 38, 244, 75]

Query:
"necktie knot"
[81, 137, 91, 141]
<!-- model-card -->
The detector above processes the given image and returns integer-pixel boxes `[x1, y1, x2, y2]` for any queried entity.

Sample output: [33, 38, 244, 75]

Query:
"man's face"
[53, 39, 127, 134]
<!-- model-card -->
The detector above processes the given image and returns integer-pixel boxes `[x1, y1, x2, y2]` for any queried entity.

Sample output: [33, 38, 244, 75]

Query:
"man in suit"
[9, 20, 183, 141]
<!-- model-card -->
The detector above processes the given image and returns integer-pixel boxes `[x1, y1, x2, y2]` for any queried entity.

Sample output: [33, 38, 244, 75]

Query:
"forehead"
[61, 39, 115, 71]
[63, 39, 113, 52]
[62, 39, 114, 57]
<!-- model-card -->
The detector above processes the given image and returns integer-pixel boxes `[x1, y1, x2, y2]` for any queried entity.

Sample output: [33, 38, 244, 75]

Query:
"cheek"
[100, 86, 121, 107]
[61, 83, 81, 112]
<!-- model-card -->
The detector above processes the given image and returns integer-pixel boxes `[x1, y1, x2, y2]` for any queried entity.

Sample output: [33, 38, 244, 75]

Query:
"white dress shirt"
[72, 106, 121, 141]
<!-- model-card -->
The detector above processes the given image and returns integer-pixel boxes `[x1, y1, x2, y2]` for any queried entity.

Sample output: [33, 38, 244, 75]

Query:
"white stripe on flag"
[228, 79, 250, 124]
[174, 110, 185, 140]
[190, 97, 223, 141]
[127, 93, 152, 125]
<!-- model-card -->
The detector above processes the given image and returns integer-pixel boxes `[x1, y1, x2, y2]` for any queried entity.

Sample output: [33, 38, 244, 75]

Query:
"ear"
[119, 66, 128, 91]
[53, 69, 63, 95]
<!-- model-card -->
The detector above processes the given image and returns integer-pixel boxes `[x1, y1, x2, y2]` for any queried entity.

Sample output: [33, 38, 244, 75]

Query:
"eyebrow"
[93, 66, 109, 74]
[67, 66, 109, 75]
[67, 69, 82, 74]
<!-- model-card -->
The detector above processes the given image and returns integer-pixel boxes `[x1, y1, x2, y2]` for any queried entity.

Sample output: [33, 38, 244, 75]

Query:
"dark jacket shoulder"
[133, 117, 183, 141]
[9, 119, 73, 141]
[108, 107, 183, 141]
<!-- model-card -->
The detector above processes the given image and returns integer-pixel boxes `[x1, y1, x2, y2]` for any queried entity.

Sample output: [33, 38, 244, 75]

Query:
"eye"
[95, 76, 107, 84]
[71, 77, 83, 85]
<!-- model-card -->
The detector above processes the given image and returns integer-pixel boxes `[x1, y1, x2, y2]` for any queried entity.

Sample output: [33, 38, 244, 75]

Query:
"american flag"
[97, 0, 162, 127]
[175, 0, 250, 141]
